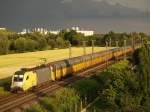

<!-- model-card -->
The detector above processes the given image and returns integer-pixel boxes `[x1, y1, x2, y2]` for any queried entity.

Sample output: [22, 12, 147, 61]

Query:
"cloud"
[92, 0, 150, 12]
[92, 0, 103, 2]
[0, 0, 149, 32]
[61, 0, 72, 4]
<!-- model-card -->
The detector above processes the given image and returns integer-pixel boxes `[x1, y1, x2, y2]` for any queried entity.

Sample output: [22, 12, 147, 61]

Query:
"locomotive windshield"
[14, 75, 23, 81]
[14, 71, 24, 82]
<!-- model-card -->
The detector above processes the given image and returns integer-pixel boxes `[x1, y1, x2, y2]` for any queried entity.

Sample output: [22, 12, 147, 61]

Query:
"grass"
[0, 77, 11, 95]
[0, 47, 111, 79]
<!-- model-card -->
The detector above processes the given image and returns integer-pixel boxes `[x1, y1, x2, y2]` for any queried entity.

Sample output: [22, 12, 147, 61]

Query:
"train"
[11, 46, 137, 92]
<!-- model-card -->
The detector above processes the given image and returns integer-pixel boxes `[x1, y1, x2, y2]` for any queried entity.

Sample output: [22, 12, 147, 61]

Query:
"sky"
[93, 0, 150, 12]
[0, 0, 150, 33]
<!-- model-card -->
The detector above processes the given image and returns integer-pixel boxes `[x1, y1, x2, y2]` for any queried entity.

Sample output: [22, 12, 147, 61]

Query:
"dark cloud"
[0, 0, 149, 33]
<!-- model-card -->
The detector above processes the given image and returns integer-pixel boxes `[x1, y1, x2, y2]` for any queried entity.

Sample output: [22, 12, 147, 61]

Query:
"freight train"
[11, 46, 137, 91]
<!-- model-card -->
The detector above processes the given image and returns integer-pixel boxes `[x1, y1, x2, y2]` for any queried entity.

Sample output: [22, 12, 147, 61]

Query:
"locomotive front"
[11, 70, 25, 92]
[11, 70, 37, 92]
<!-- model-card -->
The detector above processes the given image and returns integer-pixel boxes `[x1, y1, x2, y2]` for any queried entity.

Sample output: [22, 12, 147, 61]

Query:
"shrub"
[0, 77, 11, 91]
[55, 88, 80, 112]
[25, 39, 38, 51]
[14, 37, 27, 52]
[73, 79, 99, 99]
[24, 104, 47, 112]
[0, 34, 10, 54]
[40, 88, 80, 112]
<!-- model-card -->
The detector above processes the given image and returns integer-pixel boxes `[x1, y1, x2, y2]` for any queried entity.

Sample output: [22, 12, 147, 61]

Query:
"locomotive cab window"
[14, 75, 23, 82]
[26, 76, 29, 80]
[14, 70, 25, 82]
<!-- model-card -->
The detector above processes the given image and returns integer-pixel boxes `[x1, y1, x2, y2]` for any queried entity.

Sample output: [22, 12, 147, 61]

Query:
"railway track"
[0, 59, 119, 112]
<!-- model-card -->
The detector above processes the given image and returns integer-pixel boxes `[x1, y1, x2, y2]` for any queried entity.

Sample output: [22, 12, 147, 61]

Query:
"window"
[14, 75, 23, 82]
[26, 76, 29, 80]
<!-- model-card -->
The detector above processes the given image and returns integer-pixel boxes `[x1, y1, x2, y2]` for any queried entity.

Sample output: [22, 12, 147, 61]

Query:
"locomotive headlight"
[13, 82, 23, 88]
[19, 75, 23, 78]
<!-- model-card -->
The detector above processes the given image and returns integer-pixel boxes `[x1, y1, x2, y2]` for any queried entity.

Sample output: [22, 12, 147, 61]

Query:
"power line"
[105, 41, 108, 68]
[116, 41, 119, 61]
[109, 38, 112, 47]
[92, 40, 96, 55]
[69, 43, 72, 59]
[124, 39, 126, 60]
[83, 41, 87, 56]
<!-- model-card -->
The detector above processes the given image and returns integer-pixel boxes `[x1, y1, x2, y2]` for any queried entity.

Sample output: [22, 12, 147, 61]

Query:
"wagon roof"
[19, 48, 120, 71]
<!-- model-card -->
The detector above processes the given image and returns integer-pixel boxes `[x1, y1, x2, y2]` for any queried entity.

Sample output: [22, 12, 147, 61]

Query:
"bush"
[73, 79, 99, 99]
[55, 88, 80, 112]
[0, 34, 10, 54]
[24, 104, 47, 112]
[94, 60, 149, 111]
[14, 37, 27, 52]
[0, 87, 5, 95]
[25, 39, 38, 51]
[142, 97, 150, 112]
[37, 37, 48, 50]
[40, 88, 80, 112]
[136, 45, 150, 95]
[40, 97, 56, 112]
[56, 37, 67, 48]
[0, 77, 11, 92]
[47, 39, 56, 49]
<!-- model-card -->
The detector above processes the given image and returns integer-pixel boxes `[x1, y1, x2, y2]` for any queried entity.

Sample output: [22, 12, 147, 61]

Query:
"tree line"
[0, 29, 150, 55]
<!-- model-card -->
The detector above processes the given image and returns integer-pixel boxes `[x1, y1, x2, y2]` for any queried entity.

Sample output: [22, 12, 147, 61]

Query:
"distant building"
[20, 29, 28, 34]
[33, 28, 48, 35]
[20, 29, 31, 34]
[20, 28, 48, 35]
[49, 30, 60, 35]
[71, 27, 94, 36]
[19, 26, 94, 36]
[20, 28, 60, 35]
[76, 30, 94, 36]
[0, 28, 6, 30]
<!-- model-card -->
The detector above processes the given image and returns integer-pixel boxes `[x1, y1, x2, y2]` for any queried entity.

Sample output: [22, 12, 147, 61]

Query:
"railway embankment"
[24, 60, 129, 112]
[86, 45, 150, 112]
[26, 45, 150, 112]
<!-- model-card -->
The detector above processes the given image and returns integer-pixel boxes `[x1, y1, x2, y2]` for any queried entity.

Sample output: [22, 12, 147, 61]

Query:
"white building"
[20, 29, 31, 34]
[49, 31, 60, 35]
[71, 27, 94, 36]
[33, 28, 48, 35]
[0, 28, 6, 30]
[20, 29, 28, 34]
[76, 30, 94, 36]
[19, 27, 94, 36]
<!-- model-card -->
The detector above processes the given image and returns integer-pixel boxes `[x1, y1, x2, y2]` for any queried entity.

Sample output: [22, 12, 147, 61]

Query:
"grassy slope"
[0, 47, 110, 79]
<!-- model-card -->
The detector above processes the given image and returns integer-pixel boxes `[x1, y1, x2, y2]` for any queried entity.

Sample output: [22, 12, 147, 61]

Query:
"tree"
[55, 88, 80, 112]
[25, 104, 47, 112]
[37, 37, 48, 50]
[102, 85, 116, 104]
[41, 88, 80, 112]
[9, 40, 16, 51]
[14, 37, 27, 52]
[64, 30, 84, 46]
[25, 39, 38, 51]
[47, 39, 56, 49]
[56, 36, 67, 48]
[73, 79, 99, 101]
[136, 44, 150, 94]
[0, 34, 10, 54]
[72, 33, 83, 46]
